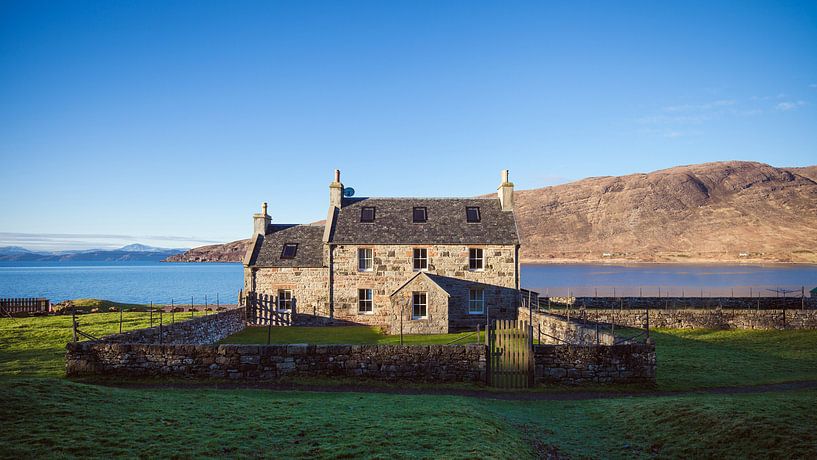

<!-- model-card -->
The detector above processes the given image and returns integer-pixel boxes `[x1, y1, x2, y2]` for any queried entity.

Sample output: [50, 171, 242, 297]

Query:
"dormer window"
[466, 206, 481, 223]
[360, 206, 376, 223]
[412, 207, 427, 223]
[281, 243, 298, 259]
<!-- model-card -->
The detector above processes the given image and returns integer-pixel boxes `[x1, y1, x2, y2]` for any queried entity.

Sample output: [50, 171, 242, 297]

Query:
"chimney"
[253, 202, 271, 236]
[329, 169, 344, 208]
[498, 169, 514, 211]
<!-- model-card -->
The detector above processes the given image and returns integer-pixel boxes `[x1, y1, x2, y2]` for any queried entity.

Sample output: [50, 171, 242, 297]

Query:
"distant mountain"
[165, 161, 817, 264]
[0, 244, 188, 262]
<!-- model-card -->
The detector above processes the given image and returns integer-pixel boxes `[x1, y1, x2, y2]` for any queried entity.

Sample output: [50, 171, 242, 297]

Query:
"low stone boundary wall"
[534, 342, 655, 385]
[100, 308, 246, 344]
[519, 306, 616, 345]
[66, 342, 487, 382]
[545, 296, 816, 310]
[547, 308, 817, 330]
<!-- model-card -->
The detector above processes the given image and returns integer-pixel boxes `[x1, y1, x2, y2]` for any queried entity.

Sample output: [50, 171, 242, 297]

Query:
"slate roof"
[250, 224, 325, 268]
[329, 197, 519, 245]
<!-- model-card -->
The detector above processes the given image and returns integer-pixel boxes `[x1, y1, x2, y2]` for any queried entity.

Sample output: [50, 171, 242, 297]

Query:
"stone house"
[243, 170, 521, 334]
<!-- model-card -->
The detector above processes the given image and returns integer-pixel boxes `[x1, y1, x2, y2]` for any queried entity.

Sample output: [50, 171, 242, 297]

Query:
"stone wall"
[544, 296, 817, 310]
[518, 306, 616, 345]
[100, 308, 246, 344]
[546, 308, 817, 330]
[66, 342, 487, 383]
[534, 342, 656, 385]
[248, 266, 330, 318]
[330, 243, 519, 329]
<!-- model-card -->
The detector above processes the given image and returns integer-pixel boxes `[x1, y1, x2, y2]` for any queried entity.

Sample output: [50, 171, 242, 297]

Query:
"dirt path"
[96, 379, 817, 401]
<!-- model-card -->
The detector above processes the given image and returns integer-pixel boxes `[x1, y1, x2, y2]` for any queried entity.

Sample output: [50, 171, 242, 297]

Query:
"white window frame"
[413, 248, 428, 271]
[468, 248, 484, 271]
[277, 289, 293, 312]
[412, 292, 427, 319]
[468, 288, 485, 314]
[358, 288, 374, 314]
[358, 248, 373, 272]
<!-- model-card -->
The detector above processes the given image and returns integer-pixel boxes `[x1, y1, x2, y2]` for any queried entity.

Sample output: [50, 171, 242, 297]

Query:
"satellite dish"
[343, 187, 355, 197]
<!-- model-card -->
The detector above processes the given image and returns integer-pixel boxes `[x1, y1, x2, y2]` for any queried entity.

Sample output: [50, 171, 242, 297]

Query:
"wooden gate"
[487, 320, 533, 388]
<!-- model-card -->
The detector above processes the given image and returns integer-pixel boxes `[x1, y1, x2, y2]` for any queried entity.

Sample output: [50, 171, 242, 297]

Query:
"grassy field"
[220, 325, 485, 345]
[0, 312, 194, 377]
[2, 314, 817, 457]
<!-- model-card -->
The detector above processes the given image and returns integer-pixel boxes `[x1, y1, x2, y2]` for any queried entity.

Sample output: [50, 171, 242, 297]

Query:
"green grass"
[220, 325, 486, 345]
[1, 377, 816, 458]
[0, 312, 192, 377]
[4, 314, 817, 457]
[652, 328, 817, 390]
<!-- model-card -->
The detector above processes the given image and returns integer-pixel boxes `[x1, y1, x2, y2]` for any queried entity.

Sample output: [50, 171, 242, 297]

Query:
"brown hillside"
[166, 161, 817, 264]
[515, 161, 817, 263]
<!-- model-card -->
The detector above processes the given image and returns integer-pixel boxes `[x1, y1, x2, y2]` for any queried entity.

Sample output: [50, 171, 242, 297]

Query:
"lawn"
[0, 312, 194, 377]
[3, 314, 817, 458]
[1, 377, 816, 458]
[220, 325, 485, 345]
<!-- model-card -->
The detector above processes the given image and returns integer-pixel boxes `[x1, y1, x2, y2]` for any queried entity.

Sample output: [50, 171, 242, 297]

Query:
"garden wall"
[518, 306, 616, 345]
[100, 308, 246, 345]
[545, 296, 816, 310]
[547, 308, 817, 330]
[66, 342, 487, 382]
[534, 342, 655, 385]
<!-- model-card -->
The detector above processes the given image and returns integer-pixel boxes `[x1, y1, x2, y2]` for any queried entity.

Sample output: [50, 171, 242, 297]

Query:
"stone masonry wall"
[100, 308, 246, 345]
[547, 308, 817, 330]
[66, 342, 487, 382]
[331, 243, 518, 330]
[545, 296, 817, 310]
[534, 342, 656, 385]
[518, 306, 616, 345]
[249, 266, 330, 318]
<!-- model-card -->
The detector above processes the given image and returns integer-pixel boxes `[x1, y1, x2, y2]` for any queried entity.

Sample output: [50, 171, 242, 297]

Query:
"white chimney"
[253, 202, 271, 236]
[329, 169, 344, 209]
[498, 169, 514, 212]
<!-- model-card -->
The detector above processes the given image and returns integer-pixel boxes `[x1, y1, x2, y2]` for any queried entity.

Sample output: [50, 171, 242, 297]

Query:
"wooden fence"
[0, 298, 51, 316]
[245, 292, 294, 326]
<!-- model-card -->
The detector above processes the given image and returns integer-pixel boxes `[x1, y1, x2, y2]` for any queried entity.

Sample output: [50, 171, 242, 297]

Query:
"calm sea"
[0, 262, 815, 303]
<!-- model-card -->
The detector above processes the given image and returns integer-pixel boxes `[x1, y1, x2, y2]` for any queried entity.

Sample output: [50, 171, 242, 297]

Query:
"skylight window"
[360, 206, 376, 223]
[281, 243, 298, 259]
[466, 206, 481, 223]
[412, 207, 427, 223]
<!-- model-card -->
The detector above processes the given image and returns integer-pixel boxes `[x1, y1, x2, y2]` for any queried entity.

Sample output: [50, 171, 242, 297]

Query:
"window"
[468, 288, 485, 314]
[360, 206, 376, 223]
[277, 289, 292, 311]
[358, 248, 373, 271]
[469, 248, 484, 270]
[412, 207, 427, 223]
[466, 206, 481, 223]
[358, 288, 373, 313]
[412, 248, 428, 271]
[412, 292, 427, 319]
[281, 243, 298, 259]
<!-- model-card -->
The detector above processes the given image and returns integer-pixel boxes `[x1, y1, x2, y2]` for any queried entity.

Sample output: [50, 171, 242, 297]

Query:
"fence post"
[71, 309, 78, 343]
[150, 302, 154, 327]
[266, 297, 273, 345]
[119, 305, 123, 333]
[159, 309, 163, 345]
[191, 296, 194, 318]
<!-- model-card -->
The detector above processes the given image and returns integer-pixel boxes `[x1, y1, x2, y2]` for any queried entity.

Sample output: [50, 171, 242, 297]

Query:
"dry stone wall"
[534, 343, 655, 385]
[518, 306, 616, 345]
[545, 296, 816, 310]
[547, 308, 817, 330]
[99, 308, 246, 345]
[66, 342, 487, 383]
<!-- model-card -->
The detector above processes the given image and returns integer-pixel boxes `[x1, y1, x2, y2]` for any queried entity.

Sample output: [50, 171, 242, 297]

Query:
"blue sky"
[1, 1, 815, 250]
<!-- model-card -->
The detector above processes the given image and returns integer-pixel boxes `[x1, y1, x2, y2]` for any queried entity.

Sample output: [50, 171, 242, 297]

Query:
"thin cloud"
[775, 101, 806, 111]
[0, 232, 226, 251]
